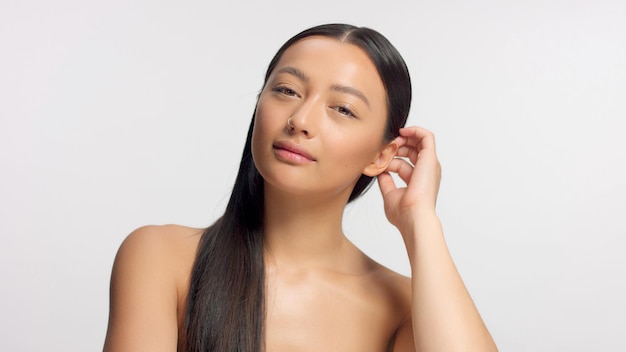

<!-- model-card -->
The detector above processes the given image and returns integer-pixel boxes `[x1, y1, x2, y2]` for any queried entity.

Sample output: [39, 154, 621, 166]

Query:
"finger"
[377, 171, 397, 196]
[395, 146, 419, 164]
[391, 136, 408, 150]
[399, 126, 432, 137]
[397, 127, 437, 164]
[385, 158, 414, 184]
[399, 127, 436, 151]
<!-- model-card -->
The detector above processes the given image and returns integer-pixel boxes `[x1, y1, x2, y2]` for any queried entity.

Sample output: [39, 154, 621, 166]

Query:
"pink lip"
[273, 141, 316, 162]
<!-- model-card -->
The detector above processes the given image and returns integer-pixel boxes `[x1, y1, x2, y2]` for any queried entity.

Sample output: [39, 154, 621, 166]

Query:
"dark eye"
[335, 105, 357, 118]
[273, 86, 298, 97]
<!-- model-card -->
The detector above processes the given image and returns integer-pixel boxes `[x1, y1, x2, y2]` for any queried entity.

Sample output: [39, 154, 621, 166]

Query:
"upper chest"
[263, 268, 407, 352]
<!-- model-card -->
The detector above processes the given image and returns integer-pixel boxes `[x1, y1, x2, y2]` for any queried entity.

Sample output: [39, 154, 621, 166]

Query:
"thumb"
[377, 172, 396, 197]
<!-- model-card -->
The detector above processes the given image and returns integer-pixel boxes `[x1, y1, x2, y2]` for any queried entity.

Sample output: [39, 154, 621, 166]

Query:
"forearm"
[402, 211, 497, 352]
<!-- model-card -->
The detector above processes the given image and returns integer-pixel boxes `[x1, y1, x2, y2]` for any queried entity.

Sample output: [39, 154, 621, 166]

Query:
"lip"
[272, 140, 316, 162]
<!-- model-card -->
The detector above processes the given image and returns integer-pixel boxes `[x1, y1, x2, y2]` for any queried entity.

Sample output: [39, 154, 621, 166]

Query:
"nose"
[287, 97, 321, 138]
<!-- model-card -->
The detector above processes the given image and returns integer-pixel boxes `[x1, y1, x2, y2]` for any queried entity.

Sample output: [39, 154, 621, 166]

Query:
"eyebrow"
[276, 66, 309, 82]
[330, 84, 370, 107]
[275, 65, 370, 107]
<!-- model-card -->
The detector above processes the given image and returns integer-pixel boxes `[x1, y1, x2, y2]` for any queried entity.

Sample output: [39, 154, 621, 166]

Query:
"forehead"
[272, 37, 386, 104]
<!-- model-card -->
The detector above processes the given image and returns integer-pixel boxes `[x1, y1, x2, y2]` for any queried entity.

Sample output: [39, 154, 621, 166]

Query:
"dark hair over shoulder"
[185, 23, 412, 352]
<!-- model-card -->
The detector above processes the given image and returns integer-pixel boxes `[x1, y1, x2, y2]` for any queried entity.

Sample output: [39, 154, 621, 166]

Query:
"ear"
[363, 140, 398, 177]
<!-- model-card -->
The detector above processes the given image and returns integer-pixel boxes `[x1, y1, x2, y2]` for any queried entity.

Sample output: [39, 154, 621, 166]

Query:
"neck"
[262, 184, 355, 270]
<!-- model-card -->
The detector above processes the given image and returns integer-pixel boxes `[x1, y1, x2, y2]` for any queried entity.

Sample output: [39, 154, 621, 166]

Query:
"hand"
[377, 126, 442, 233]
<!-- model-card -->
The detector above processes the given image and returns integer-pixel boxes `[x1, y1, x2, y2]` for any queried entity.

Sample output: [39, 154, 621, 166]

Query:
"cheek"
[251, 100, 280, 170]
[252, 97, 282, 135]
[251, 113, 267, 165]
[252, 99, 271, 142]
[329, 131, 382, 171]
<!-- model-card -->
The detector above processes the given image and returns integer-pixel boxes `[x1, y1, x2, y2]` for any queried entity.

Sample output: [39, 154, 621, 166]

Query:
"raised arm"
[103, 226, 180, 352]
[378, 127, 497, 352]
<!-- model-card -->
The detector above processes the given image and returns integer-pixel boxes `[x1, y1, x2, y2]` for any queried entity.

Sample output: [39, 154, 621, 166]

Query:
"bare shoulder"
[114, 224, 204, 306]
[116, 225, 204, 261]
[119, 224, 203, 254]
[364, 261, 414, 351]
[367, 259, 412, 309]
[113, 225, 202, 283]
[104, 225, 203, 352]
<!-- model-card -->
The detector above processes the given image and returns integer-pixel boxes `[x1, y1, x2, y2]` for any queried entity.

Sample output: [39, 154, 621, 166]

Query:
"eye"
[334, 105, 357, 118]
[272, 86, 299, 97]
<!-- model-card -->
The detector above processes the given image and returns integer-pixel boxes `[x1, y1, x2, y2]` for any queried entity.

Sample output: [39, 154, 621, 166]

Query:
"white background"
[1, 0, 625, 351]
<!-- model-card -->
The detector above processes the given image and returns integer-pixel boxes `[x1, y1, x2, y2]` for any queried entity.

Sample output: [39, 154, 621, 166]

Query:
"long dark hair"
[185, 23, 412, 352]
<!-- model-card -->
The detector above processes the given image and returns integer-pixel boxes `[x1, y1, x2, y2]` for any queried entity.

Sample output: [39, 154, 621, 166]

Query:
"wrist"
[398, 210, 444, 263]
[397, 208, 440, 235]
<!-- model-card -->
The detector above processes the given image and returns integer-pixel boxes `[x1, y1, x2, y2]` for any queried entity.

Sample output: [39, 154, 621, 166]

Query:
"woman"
[103, 24, 497, 351]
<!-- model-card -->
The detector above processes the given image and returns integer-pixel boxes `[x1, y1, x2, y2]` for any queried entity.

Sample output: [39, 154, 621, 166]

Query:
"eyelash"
[272, 86, 298, 97]
[334, 105, 357, 118]
[272, 86, 357, 119]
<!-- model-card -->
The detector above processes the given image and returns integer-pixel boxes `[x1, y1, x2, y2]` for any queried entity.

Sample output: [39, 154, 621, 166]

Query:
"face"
[252, 36, 395, 200]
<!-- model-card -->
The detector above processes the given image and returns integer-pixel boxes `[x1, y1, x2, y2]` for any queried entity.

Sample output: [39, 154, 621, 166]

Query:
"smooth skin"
[103, 37, 497, 351]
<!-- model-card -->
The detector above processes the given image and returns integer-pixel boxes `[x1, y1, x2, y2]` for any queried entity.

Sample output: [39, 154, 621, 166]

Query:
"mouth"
[272, 141, 316, 162]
